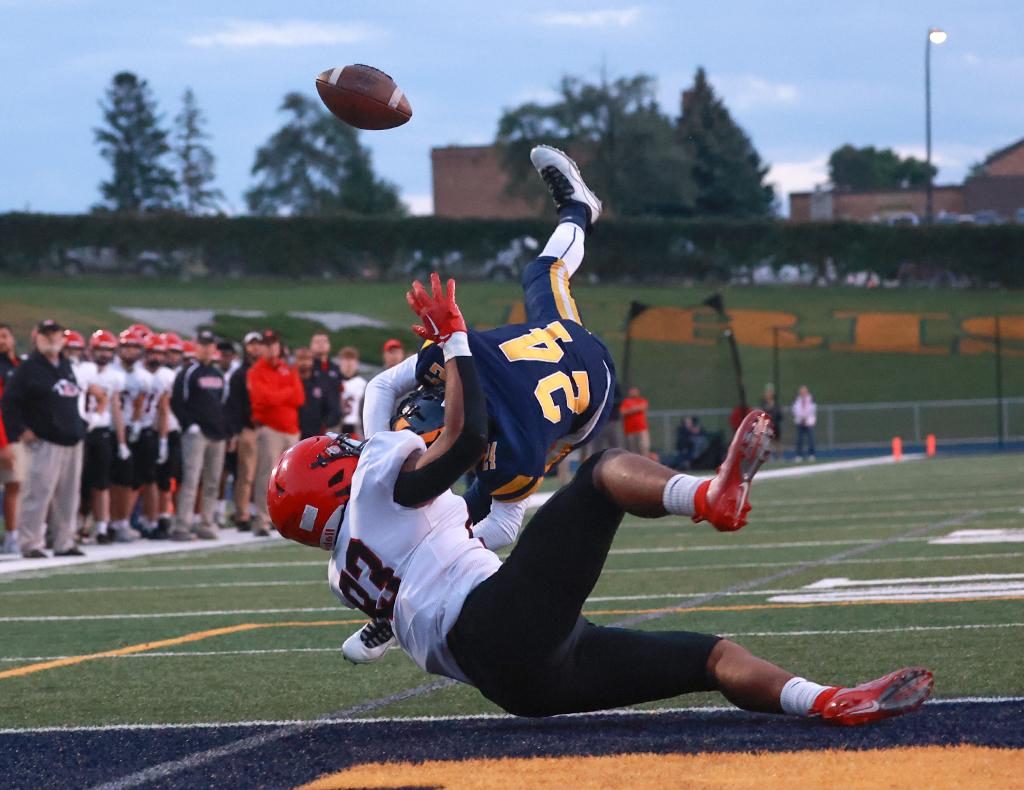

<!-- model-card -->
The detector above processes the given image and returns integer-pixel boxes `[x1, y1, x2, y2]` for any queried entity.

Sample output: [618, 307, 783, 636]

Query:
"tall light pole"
[925, 27, 947, 223]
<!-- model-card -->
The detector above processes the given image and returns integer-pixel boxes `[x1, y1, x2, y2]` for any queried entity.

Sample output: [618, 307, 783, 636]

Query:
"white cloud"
[187, 20, 378, 49]
[539, 8, 641, 28]
[403, 193, 434, 216]
[767, 155, 829, 212]
[714, 75, 799, 111]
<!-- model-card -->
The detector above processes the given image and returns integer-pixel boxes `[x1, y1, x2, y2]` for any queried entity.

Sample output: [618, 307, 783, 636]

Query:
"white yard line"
[2, 694, 1021, 735]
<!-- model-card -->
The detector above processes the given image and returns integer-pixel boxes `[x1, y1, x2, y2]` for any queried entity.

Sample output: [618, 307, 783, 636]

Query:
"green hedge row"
[2, 212, 1022, 286]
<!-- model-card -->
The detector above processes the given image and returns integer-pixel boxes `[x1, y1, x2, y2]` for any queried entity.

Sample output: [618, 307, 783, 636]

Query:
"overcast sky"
[3, 0, 1022, 216]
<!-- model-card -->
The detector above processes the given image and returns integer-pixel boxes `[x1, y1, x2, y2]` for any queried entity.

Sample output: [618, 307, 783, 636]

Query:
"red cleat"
[813, 667, 935, 726]
[696, 409, 773, 531]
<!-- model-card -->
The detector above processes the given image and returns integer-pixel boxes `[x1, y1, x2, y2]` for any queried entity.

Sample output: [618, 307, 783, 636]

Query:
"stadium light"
[925, 27, 948, 224]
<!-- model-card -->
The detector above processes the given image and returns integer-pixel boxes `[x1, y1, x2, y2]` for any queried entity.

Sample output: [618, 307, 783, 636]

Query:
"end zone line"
[7, 696, 1022, 736]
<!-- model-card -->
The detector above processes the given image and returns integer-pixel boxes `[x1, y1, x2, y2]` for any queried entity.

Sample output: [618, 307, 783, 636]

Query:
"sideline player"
[268, 276, 934, 726]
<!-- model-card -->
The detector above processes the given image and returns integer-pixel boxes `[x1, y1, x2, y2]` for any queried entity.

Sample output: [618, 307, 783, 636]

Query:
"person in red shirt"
[247, 330, 304, 536]
[620, 386, 651, 458]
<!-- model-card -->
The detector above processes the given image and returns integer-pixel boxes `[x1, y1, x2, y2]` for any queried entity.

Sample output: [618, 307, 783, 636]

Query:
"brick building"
[432, 145, 547, 219]
[789, 136, 1024, 223]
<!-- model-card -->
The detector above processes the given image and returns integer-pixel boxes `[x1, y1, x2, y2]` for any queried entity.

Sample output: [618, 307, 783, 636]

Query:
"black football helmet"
[391, 385, 445, 446]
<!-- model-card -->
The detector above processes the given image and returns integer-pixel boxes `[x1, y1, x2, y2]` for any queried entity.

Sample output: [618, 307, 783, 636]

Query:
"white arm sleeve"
[471, 499, 528, 551]
[361, 355, 419, 438]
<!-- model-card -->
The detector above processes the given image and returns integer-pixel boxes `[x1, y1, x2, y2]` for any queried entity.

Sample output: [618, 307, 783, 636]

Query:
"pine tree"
[175, 88, 224, 214]
[677, 68, 775, 217]
[93, 72, 178, 212]
[245, 93, 404, 216]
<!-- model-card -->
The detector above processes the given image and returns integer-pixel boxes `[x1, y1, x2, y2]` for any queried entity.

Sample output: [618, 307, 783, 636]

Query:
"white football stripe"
[328, 66, 343, 85]
[386, 85, 403, 108]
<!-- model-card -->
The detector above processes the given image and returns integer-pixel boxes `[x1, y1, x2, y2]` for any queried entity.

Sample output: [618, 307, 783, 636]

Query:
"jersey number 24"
[498, 321, 590, 425]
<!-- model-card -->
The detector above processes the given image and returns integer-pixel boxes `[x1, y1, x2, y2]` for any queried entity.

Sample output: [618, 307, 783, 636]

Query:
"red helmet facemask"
[267, 434, 364, 551]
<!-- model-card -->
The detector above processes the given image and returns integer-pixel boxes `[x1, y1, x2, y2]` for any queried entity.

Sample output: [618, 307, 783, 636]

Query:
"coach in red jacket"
[247, 330, 304, 536]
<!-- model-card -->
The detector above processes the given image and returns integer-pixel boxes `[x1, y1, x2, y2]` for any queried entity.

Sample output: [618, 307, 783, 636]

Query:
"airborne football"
[2, 4, 1022, 789]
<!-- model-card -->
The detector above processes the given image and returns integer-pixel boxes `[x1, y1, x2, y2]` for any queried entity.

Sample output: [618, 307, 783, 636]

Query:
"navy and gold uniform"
[414, 255, 616, 513]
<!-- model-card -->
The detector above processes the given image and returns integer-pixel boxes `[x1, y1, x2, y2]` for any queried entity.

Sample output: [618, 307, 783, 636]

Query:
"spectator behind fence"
[793, 384, 818, 462]
[338, 346, 367, 436]
[296, 347, 332, 439]
[310, 332, 342, 430]
[673, 416, 709, 470]
[170, 330, 227, 540]
[0, 324, 24, 554]
[382, 338, 405, 369]
[1, 320, 86, 558]
[248, 329, 304, 536]
[620, 386, 651, 457]
[225, 331, 263, 530]
[760, 383, 784, 460]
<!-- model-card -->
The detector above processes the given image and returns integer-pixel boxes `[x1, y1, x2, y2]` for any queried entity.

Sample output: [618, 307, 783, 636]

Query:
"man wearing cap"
[382, 338, 405, 369]
[1, 320, 87, 558]
[170, 330, 228, 540]
[310, 333, 342, 430]
[247, 329, 304, 536]
[225, 332, 263, 530]
[337, 346, 367, 437]
[0, 324, 24, 554]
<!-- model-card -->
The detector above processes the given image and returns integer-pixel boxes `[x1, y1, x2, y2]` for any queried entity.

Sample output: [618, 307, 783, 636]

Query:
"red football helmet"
[267, 434, 364, 551]
[181, 340, 197, 357]
[127, 323, 152, 339]
[161, 332, 184, 352]
[90, 329, 118, 350]
[119, 327, 147, 347]
[63, 329, 85, 349]
[144, 334, 168, 352]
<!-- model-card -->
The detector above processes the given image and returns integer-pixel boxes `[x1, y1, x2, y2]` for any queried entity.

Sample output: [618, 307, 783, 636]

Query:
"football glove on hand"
[117, 442, 132, 461]
[407, 272, 467, 344]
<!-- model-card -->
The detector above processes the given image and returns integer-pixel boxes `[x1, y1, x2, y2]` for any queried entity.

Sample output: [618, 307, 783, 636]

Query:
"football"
[315, 64, 412, 130]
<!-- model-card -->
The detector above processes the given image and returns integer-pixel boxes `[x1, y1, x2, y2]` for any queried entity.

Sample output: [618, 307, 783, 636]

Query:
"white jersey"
[155, 366, 180, 433]
[113, 361, 156, 428]
[75, 362, 125, 431]
[340, 375, 367, 433]
[328, 431, 501, 683]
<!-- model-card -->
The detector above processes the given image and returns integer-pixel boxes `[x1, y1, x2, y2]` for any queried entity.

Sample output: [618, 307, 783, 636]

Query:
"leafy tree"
[174, 88, 224, 214]
[93, 72, 178, 212]
[828, 144, 937, 190]
[677, 68, 775, 217]
[496, 73, 695, 217]
[245, 93, 403, 216]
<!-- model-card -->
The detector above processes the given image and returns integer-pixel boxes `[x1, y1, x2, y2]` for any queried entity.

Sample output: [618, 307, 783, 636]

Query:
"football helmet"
[391, 384, 445, 447]
[119, 327, 147, 347]
[267, 434, 365, 550]
[161, 332, 185, 352]
[63, 329, 85, 350]
[127, 323, 152, 339]
[145, 334, 168, 352]
[90, 329, 118, 350]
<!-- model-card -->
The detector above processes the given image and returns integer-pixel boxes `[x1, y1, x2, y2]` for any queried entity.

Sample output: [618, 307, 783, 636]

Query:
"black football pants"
[447, 452, 721, 717]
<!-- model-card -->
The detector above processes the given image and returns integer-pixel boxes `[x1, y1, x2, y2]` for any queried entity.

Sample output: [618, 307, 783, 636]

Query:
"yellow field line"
[0, 619, 363, 681]
[582, 594, 1024, 617]
[6, 593, 1024, 682]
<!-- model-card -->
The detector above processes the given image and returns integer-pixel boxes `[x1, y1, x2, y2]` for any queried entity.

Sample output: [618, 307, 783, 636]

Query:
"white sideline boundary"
[2, 695, 1021, 736]
[0, 454, 925, 578]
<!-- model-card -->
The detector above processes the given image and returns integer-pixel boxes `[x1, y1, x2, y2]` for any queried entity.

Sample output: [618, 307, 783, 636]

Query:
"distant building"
[432, 145, 546, 220]
[789, 136, 1024, 224]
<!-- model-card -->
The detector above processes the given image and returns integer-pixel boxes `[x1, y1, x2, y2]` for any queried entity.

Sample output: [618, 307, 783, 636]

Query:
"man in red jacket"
[247, 330, 304, 536]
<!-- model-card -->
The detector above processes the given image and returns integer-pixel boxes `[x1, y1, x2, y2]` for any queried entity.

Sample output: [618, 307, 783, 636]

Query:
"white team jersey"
[328, 431, 501, 683]
[113, 361, 156, 428]
[155, 366, 180, 433]
[341, 375, 367, 433]
[76, 362, 125, 431]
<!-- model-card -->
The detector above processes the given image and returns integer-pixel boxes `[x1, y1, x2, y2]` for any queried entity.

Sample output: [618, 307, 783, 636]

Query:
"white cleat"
[530, 145, 602, 228]
[342, 618, 397, 664]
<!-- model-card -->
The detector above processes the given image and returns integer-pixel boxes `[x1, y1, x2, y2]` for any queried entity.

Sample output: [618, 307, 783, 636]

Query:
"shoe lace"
[539, 165, 575, 206]
[360, 618, 394, 648]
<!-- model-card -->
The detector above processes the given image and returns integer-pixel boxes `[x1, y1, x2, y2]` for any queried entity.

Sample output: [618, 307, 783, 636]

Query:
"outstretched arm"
[394, 275, 487, 508]
[362, 355, 418, 437]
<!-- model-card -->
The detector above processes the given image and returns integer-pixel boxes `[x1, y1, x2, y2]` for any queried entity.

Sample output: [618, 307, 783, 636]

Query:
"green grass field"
[2, 276, 1022, 410]
[1, 453, 1021, 729]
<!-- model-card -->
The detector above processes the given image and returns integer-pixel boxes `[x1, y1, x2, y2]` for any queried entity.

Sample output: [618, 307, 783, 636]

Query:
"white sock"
[662, 474, 704, 516]
[540, 222, 585, 277]
[780, 677, 831, 716]
[95, 521, 108, 536]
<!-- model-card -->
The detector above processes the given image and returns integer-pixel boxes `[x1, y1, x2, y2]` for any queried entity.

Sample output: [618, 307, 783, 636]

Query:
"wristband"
[442, 331, 471, 361]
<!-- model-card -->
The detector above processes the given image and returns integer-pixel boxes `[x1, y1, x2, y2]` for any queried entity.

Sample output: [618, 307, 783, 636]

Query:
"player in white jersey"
[153, 356, 182, 539]
[138, 334, 172, 536]
[76, 330, 127, 543]
[337, 347, 366, 436]
[267, 274, 934, 727]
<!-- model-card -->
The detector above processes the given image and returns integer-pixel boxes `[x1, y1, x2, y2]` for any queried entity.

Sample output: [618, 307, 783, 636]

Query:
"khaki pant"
[19, 440, 83, 554]
[624, 430, 651, 458]
[232, 427, 257, 520]
[176, 430, 226, 531]
[253, 426, 298, 528]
